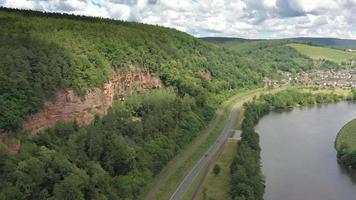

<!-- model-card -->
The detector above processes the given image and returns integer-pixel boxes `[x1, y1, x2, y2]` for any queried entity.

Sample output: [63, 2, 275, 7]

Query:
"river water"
[255, 102, 356, 200]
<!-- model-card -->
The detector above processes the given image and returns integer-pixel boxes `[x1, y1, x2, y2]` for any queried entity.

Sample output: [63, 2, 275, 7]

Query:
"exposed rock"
[0, 133, 21, 154]
[23, 69, 161, 135]
[198, 70, 212, 81]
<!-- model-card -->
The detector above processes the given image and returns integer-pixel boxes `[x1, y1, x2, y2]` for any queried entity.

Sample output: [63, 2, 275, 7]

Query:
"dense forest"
[0, 7, 319, 133]
[0, 8, 335, 200]
[0, 7, 261, 133]
[230, 90, 345, 200]
[0, 89, 210, 199]
[216, 40, 315, 77]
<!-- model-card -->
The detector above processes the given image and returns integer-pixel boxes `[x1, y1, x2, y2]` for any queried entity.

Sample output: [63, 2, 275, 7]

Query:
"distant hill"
[200, 37, 258, 46]
[288, 37, 356, 50]
[288, 43, 355, 64]
[202, 37, 356, 50]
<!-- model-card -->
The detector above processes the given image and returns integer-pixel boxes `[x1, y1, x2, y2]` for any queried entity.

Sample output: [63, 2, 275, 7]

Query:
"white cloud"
[1, 0, 355, 39]
[4, 0, 35, 9]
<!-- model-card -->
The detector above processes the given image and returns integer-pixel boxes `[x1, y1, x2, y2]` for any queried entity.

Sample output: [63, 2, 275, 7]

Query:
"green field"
[195, 139, 238, 200]
[335, 119, 356, 153]
[288, 43, 355, 64]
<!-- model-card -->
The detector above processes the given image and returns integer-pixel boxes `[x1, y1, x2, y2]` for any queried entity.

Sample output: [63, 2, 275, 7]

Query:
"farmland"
[288, 43, 355, 64]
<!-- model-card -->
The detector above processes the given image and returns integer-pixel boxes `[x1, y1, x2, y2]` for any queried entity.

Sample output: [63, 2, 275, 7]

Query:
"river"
[255, 102, 356, 200]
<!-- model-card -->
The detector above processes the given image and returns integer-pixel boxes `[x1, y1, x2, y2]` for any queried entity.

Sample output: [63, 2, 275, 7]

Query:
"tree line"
[230, 90, 345, 200]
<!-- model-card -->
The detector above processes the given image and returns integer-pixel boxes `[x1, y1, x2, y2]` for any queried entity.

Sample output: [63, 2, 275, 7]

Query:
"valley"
[0, 6, 356, 200]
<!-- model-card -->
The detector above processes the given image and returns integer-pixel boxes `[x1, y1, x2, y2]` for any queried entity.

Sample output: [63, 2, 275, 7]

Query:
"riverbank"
[230, 89, 349, 200]
[335, 119, 356, 169]
[143, 87, 286, 200]
[258, 102, 356, 200]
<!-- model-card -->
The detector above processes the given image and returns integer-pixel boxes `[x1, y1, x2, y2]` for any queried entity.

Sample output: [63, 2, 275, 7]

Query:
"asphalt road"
[169, 87, 285, 200]
[169, 97, 244, 200]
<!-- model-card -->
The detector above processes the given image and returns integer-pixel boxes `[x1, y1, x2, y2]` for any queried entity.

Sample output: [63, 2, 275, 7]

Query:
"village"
[264, 69, 356, 88]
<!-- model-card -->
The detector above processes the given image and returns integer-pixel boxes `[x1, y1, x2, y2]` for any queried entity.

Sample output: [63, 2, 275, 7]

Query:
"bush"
[213, 164, 221, 176]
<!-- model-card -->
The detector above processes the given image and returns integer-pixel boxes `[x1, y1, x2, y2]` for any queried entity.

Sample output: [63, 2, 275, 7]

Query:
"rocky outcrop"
[0, 133, 21, 154]
[23, 69, 161, 135]
[198, 70, 212, 81]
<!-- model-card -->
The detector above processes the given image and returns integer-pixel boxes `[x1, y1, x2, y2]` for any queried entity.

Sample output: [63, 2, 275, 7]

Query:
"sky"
[1, 0, 356, 39]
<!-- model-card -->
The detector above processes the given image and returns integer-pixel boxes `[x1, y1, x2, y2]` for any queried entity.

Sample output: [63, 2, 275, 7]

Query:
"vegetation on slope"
[335, 118, 356, 169]
[200, 37, 255, 46]
[215, 40, 315, 77]
[0, 8, 342, 200]
[202, 37, 356, 50]
[289, 37, 356, 50]
[0, 8, 297, 200]
[0, 7, 263, 132]
[0, 89, 209, 199]
[0, 8, 263, 200]
[288, 43, 355, 64]
[230, 90, 345, 200]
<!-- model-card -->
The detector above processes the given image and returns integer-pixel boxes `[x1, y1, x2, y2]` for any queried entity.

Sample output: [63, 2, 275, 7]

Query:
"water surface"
[256, 102, 356, 200]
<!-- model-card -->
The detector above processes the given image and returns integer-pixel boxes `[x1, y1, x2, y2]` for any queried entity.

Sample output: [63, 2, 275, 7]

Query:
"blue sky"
[1, 0, 356, 39]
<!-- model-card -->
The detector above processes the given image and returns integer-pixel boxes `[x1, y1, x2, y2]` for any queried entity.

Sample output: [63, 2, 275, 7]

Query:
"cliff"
[23, 69, 161, 135]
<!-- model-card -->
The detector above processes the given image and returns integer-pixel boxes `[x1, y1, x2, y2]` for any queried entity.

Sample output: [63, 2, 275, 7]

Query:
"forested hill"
[0, 7, 316, 133]
[0, 8, 319, 200]
[200, 37, 257, 45]
[202, 36, 356, 50]
[0, 7, 262, 132]
[288, 37, 356, 50]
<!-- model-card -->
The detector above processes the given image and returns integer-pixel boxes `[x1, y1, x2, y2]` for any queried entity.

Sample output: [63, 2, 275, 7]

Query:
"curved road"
[169, 95, 242, 200]
[169, 87, 285, 200]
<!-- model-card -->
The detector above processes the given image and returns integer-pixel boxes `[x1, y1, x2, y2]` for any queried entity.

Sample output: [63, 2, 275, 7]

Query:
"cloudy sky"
[1, 0, 356, 39]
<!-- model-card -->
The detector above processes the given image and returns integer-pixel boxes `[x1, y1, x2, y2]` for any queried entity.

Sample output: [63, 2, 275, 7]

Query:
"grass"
[182, 166, 207, 200]
[298, 87, 352, 96]
[142, 86, 286, 200]
[182, 108, 244, 200]
[335, 119, 356, 153]
[288, 43, 355, 64]
[194, 139, 238, 200]
[154, 86, 349, 200]
[147, 89, 262, 200]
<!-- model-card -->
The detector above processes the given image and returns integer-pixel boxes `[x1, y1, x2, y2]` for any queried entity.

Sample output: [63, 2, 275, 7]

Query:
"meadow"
[288, 43, 355, 64]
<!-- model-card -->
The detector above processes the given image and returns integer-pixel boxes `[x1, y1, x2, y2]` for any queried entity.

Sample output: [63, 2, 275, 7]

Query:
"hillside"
[201, 36, 356, 50]
[0, 7, 265, 133]
[0, 8, 303, 200]
[0, 8, 343, 200]
[203, 37, 355, 69]
[288, 43, 355, 64]
[200, 37, 256, 46]
[289, 37, 356, 50]
[215, 40, 315, 74]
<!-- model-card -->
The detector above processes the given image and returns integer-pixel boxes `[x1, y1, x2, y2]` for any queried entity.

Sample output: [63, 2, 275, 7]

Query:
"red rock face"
[199, 70, 212, 81]
[23, 69, 161, 135]
[0, 133, 21, 154]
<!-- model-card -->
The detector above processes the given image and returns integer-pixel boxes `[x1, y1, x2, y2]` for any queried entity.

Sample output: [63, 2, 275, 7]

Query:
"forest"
[0, 7, 319, 133]
[230, 90, 345, 200]
[335, 89, 356, 169]
[0, 89, 211, 199]
[0, 8, 337, 200]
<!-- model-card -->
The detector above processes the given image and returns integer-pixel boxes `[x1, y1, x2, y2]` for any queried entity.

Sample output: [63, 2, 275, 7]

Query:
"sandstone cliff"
[23, 69, 161, 135]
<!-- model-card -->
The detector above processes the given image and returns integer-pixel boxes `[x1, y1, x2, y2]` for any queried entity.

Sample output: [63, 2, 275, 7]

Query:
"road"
[145, 91, 239, 200]
[169, 95, 244, 200]
[144, 87, 285, 200]
[169, 87, 285, 200]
